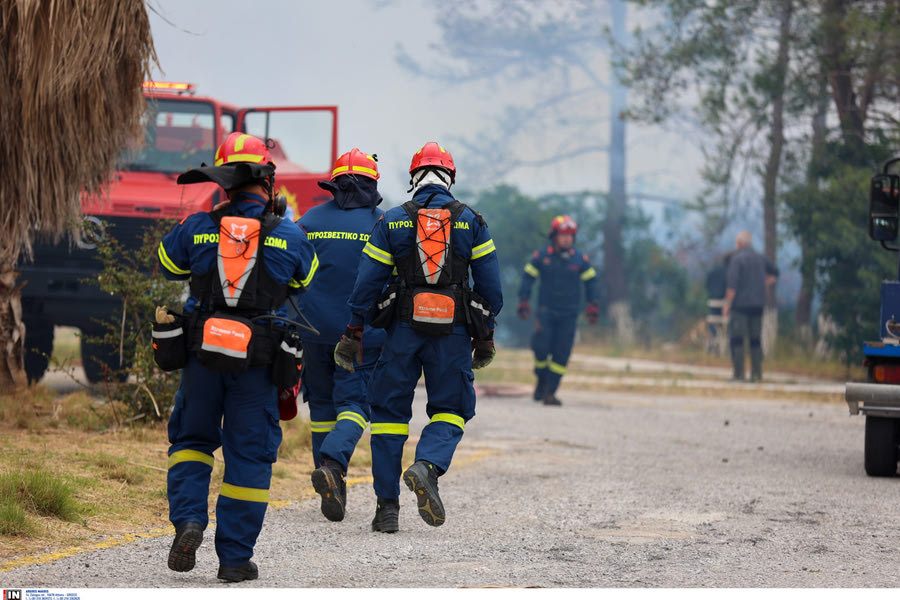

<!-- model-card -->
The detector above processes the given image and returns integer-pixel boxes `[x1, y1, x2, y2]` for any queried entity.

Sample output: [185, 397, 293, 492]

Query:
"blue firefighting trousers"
[301, 340, 379, 471]
[531, 307, 578, 397]
[368, 322, 475, 499]
[167, 356, 281, 567]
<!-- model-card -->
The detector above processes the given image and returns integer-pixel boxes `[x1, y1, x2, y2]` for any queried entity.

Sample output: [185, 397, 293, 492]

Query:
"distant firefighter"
[518, 215, 599, 406]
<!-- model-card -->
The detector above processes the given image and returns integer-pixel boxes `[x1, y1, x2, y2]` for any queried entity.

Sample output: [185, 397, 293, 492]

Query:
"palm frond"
[1, 0, 157, 262]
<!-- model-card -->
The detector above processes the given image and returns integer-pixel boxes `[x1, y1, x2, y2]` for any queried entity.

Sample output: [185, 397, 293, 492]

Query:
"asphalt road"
[3, 378, 898, 589]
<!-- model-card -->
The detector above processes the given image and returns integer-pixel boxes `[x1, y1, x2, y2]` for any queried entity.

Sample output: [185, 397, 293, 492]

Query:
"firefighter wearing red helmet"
[291, 148, 386, 523]
[157, 132, 319, 582]
[335, 142, 503, 532]
[517, 215, 599, 406]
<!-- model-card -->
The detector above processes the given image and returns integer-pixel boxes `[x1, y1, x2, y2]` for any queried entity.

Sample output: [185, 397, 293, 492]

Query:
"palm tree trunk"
[0, 0, 155, 391]
[0, 265, 28, 390]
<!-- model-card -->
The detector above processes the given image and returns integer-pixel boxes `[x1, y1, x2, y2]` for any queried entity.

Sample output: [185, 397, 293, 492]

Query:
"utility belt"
[151, 309, 302, 388]
[370, 282, 492, 339]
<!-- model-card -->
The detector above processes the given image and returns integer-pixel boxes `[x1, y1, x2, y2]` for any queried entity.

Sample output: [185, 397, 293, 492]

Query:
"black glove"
[472, 336, 495, 370]
[334, 325, 363, 373]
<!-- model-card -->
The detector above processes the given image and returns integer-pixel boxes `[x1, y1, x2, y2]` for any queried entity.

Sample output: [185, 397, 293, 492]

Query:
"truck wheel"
[80, 332, 130, 384]
[864, 416, 899, 477]
[24, 321, 54, 383]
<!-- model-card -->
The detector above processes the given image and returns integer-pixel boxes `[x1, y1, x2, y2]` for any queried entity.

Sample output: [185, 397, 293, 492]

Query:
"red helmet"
[214, 132, 273, 167]
[409, 142, 456, 182]
[550, 215, 578, 237]
[331, 148, 379, 180]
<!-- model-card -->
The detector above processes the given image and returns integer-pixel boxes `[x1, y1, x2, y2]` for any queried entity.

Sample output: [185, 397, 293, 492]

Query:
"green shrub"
[81, 219, 186, 421]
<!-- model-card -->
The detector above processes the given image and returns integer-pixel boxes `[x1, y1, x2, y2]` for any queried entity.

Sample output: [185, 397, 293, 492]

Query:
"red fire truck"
[18, 82, 338, 383]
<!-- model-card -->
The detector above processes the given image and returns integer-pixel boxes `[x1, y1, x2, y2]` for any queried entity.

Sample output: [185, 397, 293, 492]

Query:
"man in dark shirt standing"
[722, 231, 779, 382]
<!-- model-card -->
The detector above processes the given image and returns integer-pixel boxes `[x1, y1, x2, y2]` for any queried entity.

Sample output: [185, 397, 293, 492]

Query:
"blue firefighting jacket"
[346, 184, 503, 330]
[518, 244, 598, 315]
[296, 196, 385, 344]
[157, 193, 318, 313]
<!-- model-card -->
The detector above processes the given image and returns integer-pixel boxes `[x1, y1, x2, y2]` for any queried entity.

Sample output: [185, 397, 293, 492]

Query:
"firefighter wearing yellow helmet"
[157, 132, 319, 582]
[292, 149, 386, 523]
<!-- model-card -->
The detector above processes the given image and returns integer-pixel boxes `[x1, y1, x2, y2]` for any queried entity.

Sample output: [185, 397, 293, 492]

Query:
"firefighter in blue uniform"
[334, 142, 502, 533]
[157, 133, 318, 582]
[294, 149, 386, 522]
[517, 216, 599, 406]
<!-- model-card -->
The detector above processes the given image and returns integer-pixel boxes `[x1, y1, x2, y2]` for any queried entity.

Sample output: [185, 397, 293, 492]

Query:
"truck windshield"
[121, 98, 217, 174]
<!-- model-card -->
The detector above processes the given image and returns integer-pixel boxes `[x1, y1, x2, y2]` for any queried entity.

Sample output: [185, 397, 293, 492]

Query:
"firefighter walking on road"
[294, 149, 386, 523]
[517, 216, 599, 406]
[334, 142, 502, 533]
[156, 133, 318, 583]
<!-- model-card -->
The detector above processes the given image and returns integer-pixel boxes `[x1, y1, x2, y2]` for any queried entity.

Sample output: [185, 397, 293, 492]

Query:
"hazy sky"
[147, 0, 704, 207]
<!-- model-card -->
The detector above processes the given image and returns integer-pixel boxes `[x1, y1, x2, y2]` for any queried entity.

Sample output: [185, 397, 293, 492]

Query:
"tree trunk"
[795, 268, 814, 343]
[0, 266, 28, 391]
[762, 305, 778, 357]
[815, 312, 838, 359]
[822, 0, 869, 149]
[609, 300, 636, 347]
[797, 78, 830, 343]
[760, 0, 792, 352]
[606, 0, 633, 345]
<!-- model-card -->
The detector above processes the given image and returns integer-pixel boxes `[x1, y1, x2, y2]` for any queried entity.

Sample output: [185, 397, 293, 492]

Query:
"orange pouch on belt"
[197, 313, 254, 371]
[409, 288, 457, 336]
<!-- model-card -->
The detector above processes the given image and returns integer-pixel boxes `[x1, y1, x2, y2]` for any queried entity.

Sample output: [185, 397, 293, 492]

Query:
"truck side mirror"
[869, 173, 900, 242]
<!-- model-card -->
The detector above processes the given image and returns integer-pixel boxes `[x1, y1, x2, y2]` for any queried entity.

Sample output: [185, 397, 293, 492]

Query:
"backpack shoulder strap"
[444, 200, 466, 222]
[257, 212, 282, 238]
[401, 198, 423, 221]
[207, 207, 227, 227]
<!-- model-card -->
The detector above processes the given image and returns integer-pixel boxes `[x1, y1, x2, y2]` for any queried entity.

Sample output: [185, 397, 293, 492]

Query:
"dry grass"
[0, 418, 170, 561]
[0, 388, 384, 565]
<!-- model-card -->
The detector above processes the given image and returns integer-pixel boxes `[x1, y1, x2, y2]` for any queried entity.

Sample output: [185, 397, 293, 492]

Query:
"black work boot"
[542, 393, 562, 406]
[371, 497, 400, 533]
[217, 560, 259, 583]
[403, 460, 445, 527]
[533, 383, 544, 402]
[167, 521, 203, 572]
[310, 460, 346, 522]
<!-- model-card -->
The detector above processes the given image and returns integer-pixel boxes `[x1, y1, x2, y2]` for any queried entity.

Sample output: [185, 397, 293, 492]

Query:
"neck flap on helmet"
[318, 175, 383, 210]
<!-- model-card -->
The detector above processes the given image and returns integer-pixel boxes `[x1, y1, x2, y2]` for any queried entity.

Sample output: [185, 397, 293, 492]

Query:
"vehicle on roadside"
[845, 155, 900, 476]
[17, 81, 338, 383]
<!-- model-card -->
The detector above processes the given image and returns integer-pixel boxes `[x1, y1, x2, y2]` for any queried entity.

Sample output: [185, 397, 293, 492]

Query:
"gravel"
[5, 382, 898, 588]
